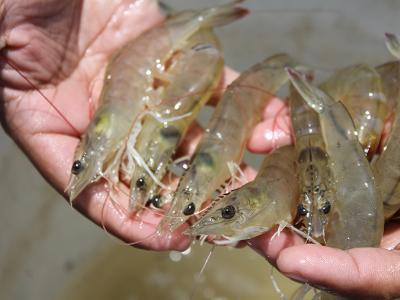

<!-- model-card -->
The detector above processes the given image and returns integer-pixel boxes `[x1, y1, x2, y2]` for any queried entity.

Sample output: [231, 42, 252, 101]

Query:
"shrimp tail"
[385, 32, 400, 59]
[286, 68, 331, 113]
[167, 1, 248, 33]
[197, 2, 249, 28]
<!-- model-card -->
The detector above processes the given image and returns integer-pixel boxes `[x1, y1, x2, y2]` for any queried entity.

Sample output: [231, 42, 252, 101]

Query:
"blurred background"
[1, 0, 399, 299]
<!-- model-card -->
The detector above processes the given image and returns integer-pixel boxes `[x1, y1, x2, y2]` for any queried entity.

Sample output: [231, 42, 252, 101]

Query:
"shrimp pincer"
[319, 64, 387, 158]
[162, 53, 300, 233]
[372, 34, 400, 218]
[66, 2, 247, 202]
[288, 68, 383, 249]
[185, 145, 299, 242]
[289, 84, 335, 242]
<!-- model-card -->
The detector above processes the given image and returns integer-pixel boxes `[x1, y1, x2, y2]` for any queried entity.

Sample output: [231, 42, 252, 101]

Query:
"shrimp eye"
[71, 160, 83, 175]
[183, 202, 195, 216]
[149, 195, 162, 208]
[321, 201, 331, 214]
[297, 204, 308, 216]
[136, 177, 146, 188]
[221, 205, 236, 219]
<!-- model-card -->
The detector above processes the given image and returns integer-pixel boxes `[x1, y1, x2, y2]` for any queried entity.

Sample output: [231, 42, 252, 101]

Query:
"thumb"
[274, 244, 400, 299]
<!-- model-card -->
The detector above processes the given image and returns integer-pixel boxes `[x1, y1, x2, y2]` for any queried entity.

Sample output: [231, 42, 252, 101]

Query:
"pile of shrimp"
[11, 1, 400, 299]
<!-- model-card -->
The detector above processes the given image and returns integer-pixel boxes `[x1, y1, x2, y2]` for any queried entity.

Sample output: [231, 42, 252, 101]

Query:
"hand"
[0, 0, 186, 250]
[1, 0, 276, 251]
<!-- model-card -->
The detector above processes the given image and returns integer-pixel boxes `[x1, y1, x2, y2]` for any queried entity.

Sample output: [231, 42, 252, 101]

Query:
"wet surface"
[1, 1, 400, 299]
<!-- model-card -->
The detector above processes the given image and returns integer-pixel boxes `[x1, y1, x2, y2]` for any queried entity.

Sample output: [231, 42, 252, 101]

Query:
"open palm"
[0, 0, 290, 251]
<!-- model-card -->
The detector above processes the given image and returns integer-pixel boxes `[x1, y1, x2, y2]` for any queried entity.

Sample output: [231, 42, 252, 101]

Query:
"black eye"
[71, 160, 82, 175]
[183, 202, 195, 216]
[221, 205, 236, 219]
[136, 177, 145, 189]
[297, 204, 308, 216]
[149, 195, 162, 208]
[321, 201, 331, 214]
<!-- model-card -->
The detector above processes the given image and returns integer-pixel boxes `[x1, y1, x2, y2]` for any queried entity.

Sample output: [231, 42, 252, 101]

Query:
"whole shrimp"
[185, 145, 299, 243]
[288, 68, 383, 249]
[66, 2, 247, 201]
[371, 34, 400, 218]
[319, 64, 387, 158]
[161, 53, 300, 233]
[127, 29, 224, 211]
[289, 84, 335, 243]
[288, 68, 384, 300]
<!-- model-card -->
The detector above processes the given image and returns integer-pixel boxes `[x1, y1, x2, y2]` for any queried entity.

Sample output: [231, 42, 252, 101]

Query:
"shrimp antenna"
[189, 244, 216, 300]
[270, 266, 288, 300]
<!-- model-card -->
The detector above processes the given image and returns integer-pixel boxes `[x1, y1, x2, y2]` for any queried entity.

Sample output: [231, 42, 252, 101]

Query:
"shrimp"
[66, 2, 248, 202]
[372, 34, 400, 218]
[289, 84, 335, 243]
[319, 64, 387, 158]
[287, 68, 383, 250]
[185, 145, 299, 242]
[161, 53, 300, 233]
[127, 29, 224, 211]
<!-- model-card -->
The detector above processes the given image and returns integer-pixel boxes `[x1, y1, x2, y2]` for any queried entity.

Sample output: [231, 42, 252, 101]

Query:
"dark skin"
[1, 1, 400, 298]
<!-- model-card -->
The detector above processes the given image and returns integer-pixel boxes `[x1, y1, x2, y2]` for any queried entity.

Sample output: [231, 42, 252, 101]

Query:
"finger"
[274, 245, 400, 299]
[73, 183, 191, 251]
[247, 228, 305, 266]
[382, 221, 400, 250]
[174, 121, 204, 158]
[247, 113, 292, 153]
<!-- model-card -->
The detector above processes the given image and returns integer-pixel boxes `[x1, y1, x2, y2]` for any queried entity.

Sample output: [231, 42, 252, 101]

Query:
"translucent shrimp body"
[289, 85, 335, 242]
[128, 29, 224, 211]
[373, 60, 400, 218]
[163, 54, 299, 232]
[288, 68, 383, 250]
[320, 64, 387, 158]
[66, 3, 247, 202]
[185, 145, 299, 241]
